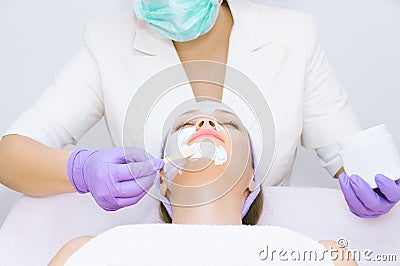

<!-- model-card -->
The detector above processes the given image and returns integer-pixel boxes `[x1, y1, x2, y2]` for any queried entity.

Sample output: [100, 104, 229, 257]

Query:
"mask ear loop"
[159, 173, 168, 196]
[218, 0, 224, 5]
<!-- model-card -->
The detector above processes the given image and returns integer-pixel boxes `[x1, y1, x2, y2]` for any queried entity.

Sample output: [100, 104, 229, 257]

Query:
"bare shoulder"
[319, 240, 358, 266]
[48, 236, 94, 266]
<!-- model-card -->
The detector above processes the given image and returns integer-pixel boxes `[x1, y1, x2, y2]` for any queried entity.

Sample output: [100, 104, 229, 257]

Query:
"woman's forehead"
[173, 101, 238, 119]
[186, 100, 233, 112]
[177, 108, 239, 119]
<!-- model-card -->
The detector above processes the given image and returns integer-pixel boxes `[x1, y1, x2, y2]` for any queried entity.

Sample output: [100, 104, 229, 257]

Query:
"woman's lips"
[188, 129, 225, 143]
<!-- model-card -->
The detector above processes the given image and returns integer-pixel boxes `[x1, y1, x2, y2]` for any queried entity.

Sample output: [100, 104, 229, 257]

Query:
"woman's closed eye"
[173, 121, 194, 132]
[223, 121, 241, 130]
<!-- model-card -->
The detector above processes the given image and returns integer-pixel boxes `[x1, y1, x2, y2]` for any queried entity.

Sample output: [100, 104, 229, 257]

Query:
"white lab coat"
[2, 0, 361, 186]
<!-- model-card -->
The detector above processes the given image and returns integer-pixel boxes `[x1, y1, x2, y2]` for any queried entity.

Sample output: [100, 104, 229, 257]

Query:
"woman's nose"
[196, 118, 216, 130]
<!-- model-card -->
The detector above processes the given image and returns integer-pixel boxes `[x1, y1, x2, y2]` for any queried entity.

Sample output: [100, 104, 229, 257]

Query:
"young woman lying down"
[49, 101, 357, 266]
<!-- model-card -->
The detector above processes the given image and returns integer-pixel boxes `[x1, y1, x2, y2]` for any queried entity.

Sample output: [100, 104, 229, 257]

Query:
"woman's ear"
[248, 176, 256, 192]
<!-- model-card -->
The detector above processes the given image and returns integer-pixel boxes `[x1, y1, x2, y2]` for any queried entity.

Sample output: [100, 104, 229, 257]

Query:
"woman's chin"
[172, 164, 227, 186]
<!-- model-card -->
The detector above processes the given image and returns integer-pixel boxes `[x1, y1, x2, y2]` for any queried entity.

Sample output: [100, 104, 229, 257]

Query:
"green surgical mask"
[134, 0, 223, 42]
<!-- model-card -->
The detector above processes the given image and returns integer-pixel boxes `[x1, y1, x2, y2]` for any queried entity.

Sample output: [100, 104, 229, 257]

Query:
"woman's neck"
[171, 190, 247, 225]
[172, 1, 233, 53]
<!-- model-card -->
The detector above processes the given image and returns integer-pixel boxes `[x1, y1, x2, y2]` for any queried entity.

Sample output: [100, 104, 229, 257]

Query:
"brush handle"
[162, 145, 198, 164]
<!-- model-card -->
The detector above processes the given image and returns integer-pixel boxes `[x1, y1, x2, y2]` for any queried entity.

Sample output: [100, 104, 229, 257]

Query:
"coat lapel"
[120, 18, 182, 89]
[224, 0, 288, 97]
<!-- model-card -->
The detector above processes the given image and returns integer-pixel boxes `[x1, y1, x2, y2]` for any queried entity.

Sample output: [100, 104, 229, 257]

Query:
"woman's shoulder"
[248, 0, 312, 21]
[83, 10, 139, 54]
[242, 1, 315, 44]
[48, 236, 94, 266]
[85, 10, 138, 31]
[319, 240, 359, 266]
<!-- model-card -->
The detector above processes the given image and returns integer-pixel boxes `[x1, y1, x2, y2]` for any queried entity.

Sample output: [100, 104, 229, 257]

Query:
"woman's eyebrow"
[174, 110, 199, 122]
[177, 109, 239, 120]
[180, 109, 198, 116]
[214, 109, 239, 117]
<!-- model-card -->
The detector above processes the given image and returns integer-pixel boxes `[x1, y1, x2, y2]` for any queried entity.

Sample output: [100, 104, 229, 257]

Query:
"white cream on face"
[162, 125, 229, 181]
[214, 119, 224, 132]
[177, 126, 227, 166]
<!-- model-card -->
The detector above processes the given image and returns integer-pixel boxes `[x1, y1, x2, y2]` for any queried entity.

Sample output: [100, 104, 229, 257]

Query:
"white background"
[0, 0, 399, 225]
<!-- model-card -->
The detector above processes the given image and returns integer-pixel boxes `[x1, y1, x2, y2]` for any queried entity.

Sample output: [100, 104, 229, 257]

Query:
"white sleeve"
[300, 16, 362, 176]
[314, 142, 342, 177]
[1, 22, 104, 148]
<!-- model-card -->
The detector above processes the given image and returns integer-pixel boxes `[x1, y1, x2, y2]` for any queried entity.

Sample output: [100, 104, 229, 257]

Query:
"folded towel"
[65, 224, 334, 266]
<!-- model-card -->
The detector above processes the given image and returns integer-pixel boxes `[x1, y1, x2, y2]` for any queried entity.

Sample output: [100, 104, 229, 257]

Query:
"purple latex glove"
[339, 172, 400, 218]
[67, 147, 164, 211]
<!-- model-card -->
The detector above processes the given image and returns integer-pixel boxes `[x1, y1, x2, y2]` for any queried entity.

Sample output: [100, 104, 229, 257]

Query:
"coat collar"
[133, 0, 272, 55]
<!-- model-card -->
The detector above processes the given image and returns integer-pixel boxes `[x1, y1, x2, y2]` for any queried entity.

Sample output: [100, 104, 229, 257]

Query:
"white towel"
[65, 224, 334, 266]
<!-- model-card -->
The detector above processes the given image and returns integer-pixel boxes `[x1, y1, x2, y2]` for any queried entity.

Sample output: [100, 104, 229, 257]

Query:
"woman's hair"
[159, 134, 264, 225]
